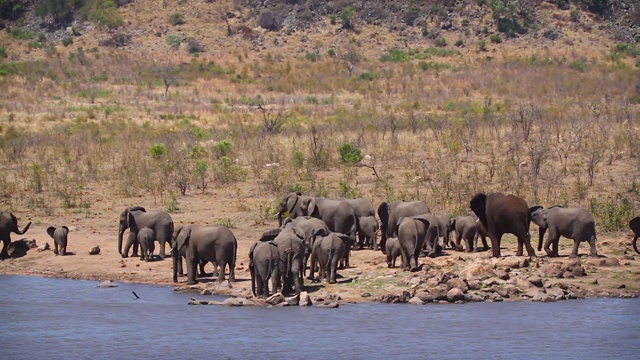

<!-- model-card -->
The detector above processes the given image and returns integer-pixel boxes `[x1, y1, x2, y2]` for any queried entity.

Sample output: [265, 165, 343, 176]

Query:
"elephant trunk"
[276, 211, 284, 227]
[589, 235, 598, 256]
[538, 227, 547, 252]
[172, 246, 179, 283]
[14, 221, 31, 235]
[117, 224, 127, 255]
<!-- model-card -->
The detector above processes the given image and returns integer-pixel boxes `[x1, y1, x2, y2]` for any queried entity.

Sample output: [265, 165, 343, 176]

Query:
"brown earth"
[1, 196, 639, 304]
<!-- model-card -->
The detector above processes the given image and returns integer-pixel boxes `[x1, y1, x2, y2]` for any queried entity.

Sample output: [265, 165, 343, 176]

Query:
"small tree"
[193, 159, 209, 194]
[339, 143, 362, 166]
[336, 45, 361, 77]
[340, 6, 354, 30]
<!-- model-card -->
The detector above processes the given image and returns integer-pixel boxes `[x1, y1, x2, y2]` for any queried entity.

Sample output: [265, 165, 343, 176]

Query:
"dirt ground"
[1, 194, 639, 304]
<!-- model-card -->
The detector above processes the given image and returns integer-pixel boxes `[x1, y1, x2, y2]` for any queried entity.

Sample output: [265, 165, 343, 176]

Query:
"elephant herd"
[2, 191, 639, 299]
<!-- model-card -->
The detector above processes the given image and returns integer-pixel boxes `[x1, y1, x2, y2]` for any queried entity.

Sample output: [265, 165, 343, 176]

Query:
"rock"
[379, 291, 411, 304]
[361, 292, 372, 298]
[316, 301, 339, 308]
[591, 278, 598, 284]
[527, 276, 544, 287]
[187, 299, 210, 305]
[275, 301, 290, 307]
[447, 288, 465, 302]
[510, 276, 534, 290]
[586, 258, 620, 267]
[285, 294, 300, 306]
[222, 297, 258, 307]
[546, 287, 566, 300]
[538, 262, 564, 278]
[495, 256, 522, 269]
[97, 280, 117, 288]
[618, 284, 626, 289]
[483, 277, 502, 286]
[429, 285, 450, 301]
[415, 291, 433, 303]
[407, 276, 422, 289]
[492, 284, 519, 298]
[38, 242, 50, 252]
[467, 279, 482, 290]
[459, 263, 497, 280]
[496, 269, 510, 280]
[486, 293, 503, 302]
[446, 278, 469, 293]
[464, 292, 486, 302]
[299, 291, 312, 307]
[200, 289, 212, 296]
[217, 280, 232, 290]
[408, 296, 425, 305]
[264, 293, 285, 305]
[89, 246, 100, 255]
[621, 255, 635, 260]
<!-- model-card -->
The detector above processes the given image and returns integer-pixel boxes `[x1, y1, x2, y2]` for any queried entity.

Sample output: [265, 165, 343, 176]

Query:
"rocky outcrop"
[458, 262, 497, 280]
[97, 280, 117, 288]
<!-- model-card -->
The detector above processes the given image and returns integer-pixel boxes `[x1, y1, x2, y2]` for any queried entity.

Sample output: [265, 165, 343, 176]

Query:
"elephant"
[631, 217, 640, 254]
[377, 200, 431, 254]
[282, 216, 330, 276]
[470, 192, 537, 258]
[118, 206, 173, 258]
[172, 224, 237, 285]
[530, 205, 598, 258]
[0, 211, 31, 260]
[299, 197, 358, 239]
[308, 231, 354, 284]
[276, 192, 313, 226]
[46, 226, 69, 256]
[450, 214, 489, 252]
[419, 213, 448, 258]
[249, 241, 280, 298]
[137, 227, 156, 262]
[357, 215, 379, 250]
[396, 215, 431, 271]
[260, 224, 306, 294]
[385, 237, 403, 268]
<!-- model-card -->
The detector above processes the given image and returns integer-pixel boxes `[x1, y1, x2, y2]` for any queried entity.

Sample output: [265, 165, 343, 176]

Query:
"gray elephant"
[397, 215, 431, 271]
[309, 231, 354, 284]
[530, 205, 598, 258]
[118, 206, 174, 258]
[249, 241, 280, 298]
[260, 224, 305, 294]
[137, 227, 156, 262]
[276, 192, 313, 226]
[282, 216, 330, 276]
[300, 197, 358, 239]
[385, 237, 403, 268]
[631, 217, 640, 254]
[46, 226, 69, 256]
[470, 192, 537, 258]
[450, 214, 489, 252]
[0, 211, 31, 260]
[172, 224, 237, 285]
[377, 200, 431, 253]
[419, 213, 448, 258]
[357, 215, 379, 250]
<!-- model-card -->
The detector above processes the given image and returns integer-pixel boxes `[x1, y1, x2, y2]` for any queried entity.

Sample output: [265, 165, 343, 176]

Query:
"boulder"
[407, 296, 425, 305]
[415, 292, 433, 303]
[38, 242, 50, 252]
[407, 276, 422, 289]
[379, 291, 411, 304]
[459, 263, 497, 280]
[285, 294, 300, 306]
[222, 297, 258, 307]
[200, 289, 213, 296]
[538, 262, 564, 278]
[429, 285, 450, 302]
[495, 256, 521, 269]
[447, 288, 465, 302]
[264, 293, 285, 305]
[464, 292, 486, 302]
[299, 291, 312, 307]
[491, 284, 519, 298]
[527, 275, 544, 287]
[546, 287, 566, 300]
[97, 280, 117, 288]
[446, 278, 469, 293]
[217, 280, 232, 290]
[510, 276, 534, 290]
[316, 301, 340, 308]
[467, 279, 482, 291]
[89, 246, 100, 255]
[496, 269, 510, 280]
[586, 258, 620, 267]
[482, 277, 502, 286]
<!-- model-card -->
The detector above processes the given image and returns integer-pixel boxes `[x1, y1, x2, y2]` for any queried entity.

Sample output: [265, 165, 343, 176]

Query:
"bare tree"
[154, 62, 182, 101]
[336, 45, 361, 77]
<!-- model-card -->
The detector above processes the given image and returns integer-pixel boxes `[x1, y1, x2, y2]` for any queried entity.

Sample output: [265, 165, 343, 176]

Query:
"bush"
[150, 143, 167, 159]
[477, 40, 487, 52]
[455, 39, 464, 47]
[169, 12, 184, 26]
[490, 34, 502, 43]
[305, 52, 320, 62]
[186, 37, 204, 55]
[589, 197, 635, 232]
[81, 0, 124, 29]
[166, 34, 182, 50]
[36, 0, 71, 25]
[359, 71, 375, 81]
[257, 10, 281, 31]
[99, 32, 131, 47]
[327, 48, 336, 57]
[213, 156, 247, 184]
[341, 6, 354, 29]
[0, 46, 6, 59]
[62, 37, 73, 47]
[339, 143, 362, 166]
[10, 27, 35, 40]
[434, 37, 447, 47]
[379, 48, 408, 62]
[213, 139, 232, 158]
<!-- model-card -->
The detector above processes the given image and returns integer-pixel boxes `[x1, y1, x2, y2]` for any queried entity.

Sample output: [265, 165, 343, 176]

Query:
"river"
[0, 275, 638, 359]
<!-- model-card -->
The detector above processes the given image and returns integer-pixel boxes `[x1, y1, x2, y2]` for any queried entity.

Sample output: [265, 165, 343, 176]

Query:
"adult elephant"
[470, 192, 537, 258]
[249, 241, 280, 298]
[118, 206, 173, 258]
[377, 200, 431, 253]
[282, 216, 330, 276]
[260, 224, 306, 294]
[421, 213, 450, 257]
[397, 215, 431, 271]
[358, 215, 379, 250]
[276, 192, 313, 227]
[630, 217, 640, 254]
[299, 197, 358, 239]
[530, 205, 598, 258]
[0, 211, 31, 260]
[172, 225, 237, 285]
[309, 231, 354, 284]
[450, 214, 489, 252]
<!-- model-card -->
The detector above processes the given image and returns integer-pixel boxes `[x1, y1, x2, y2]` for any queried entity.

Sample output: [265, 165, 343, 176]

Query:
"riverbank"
[1, 210, 639, 305]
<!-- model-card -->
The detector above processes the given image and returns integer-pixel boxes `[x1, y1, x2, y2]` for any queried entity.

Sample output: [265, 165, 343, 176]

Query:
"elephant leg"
[216, 261, 226, 283]
[588, 236, 598, 257]
[271, 264, 279, 295]
[489, 233, 501, 258]
[480, 235, 489, 251]
[569, 240, 580, 258]
[465, 236, 473, 253]
[228, 261, 235, 282]
[522, 232, 536, 257]
[157, 238, 166, 258]
[386, 252, 393, 268]
[256, 272, 265, 297]
[0, 238, 9, 259]
[185, 252, 198, 285]
[121, 232, 137, 258]
[329, 254, 339, 284]
[544, 233, 558, 257]
[292, 260, 303, 294]
[516, 236, 524, 257]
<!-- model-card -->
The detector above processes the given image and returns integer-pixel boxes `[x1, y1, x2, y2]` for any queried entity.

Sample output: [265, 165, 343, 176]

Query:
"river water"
[0, 275, 639, 359]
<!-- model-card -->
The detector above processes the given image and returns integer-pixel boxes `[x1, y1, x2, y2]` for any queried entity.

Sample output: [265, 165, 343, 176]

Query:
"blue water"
[0, 275, 639, 359]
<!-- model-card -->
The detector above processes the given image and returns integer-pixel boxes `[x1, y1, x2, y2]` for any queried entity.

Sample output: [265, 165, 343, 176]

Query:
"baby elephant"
[385, 237, 403, 268]
[137, 227, 156, 262]
[47, 226, 69, 256]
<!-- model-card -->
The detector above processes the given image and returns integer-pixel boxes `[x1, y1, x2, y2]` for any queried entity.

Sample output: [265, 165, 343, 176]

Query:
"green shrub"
[327, 48, 336, 57]
[434, 37, 447, 47]
[359, 71, 375, 81]
[36, 0, 71, 25]
[166, 34, 182, 50]
[568, 60, 586, 72]
[341, 6, 354, 29]
[329, 14, 337, 25]
[81, 0, 124, 29]
[0, 46, 6, 59]
[213, 139, 232, 158]
[213, 156, 247, 184]
[10, 27, 35, 40]
[150, 143, 167, 159]
[62, 37, 73, 47]
[305, 52, 320, 62]
[379, 48, 408, 62]
[589, 197, 635, 232]
[186, 37, 204, 55]
[339, 143, 362, 166]
[490, 34, 502, 43]
[292, 150, 305, 168]
[477, 40, 487, 52]
[169, 12, 184, 25]
[455, 39, 464, 47]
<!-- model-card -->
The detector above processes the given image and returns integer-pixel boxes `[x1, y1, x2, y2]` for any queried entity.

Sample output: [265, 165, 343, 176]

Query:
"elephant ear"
[286, 193, 300, 214]
[412, 215, 431, 228]
[337, 234, 355, 249]
[260, 228, 282, 242]
[291, 226, 305, 240]
[176, 226, 191, 253]
[305, 198, 317, 216]
[61, 226, 69, 232]
[377, 202, 389, 228]
[529, 206, 547, 228]
[130, 205, 146, 212]
[630, 217, 640, 236]
[46, 226, 56, 239]
[449, 218, 456, 229]
[469, 193, 488, 228]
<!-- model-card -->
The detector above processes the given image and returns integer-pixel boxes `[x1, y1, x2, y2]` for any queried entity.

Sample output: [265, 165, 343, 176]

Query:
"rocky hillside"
[0, 0, 638, 63]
